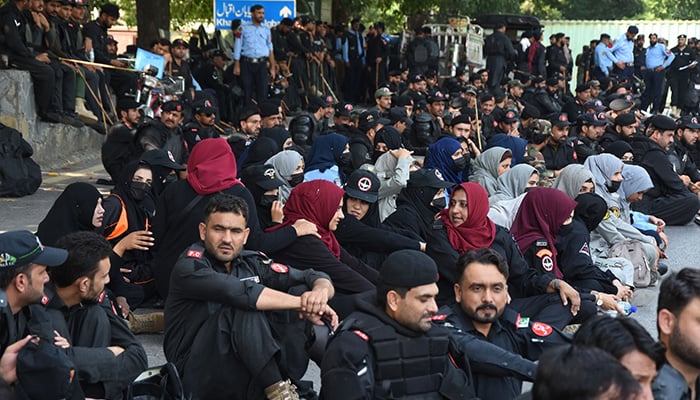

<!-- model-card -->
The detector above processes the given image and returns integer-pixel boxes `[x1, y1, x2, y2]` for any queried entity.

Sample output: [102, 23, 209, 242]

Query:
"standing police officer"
[342, 18, 365, 103]
[321, 249, 477, 399]
[233, 4, 277, 105]
[610, 25, 638, 79]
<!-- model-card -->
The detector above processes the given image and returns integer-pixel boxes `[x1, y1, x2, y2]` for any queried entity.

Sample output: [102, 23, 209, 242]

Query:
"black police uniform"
[83, 18, 137, 99]
[183, 121, 220, 151]
[320, 295, 476, 399]
[43, 285, 147, 399]
[436, 303, 571, 400]
[484, 30, 517, 93]
[343, 28, 365, 103]
[652, 363, 700, 400]
[567, 134, 599, 163]
[667, 44, 695, 111]
[541, 139, 577, 172]
[135, 119, 188, 165]
[0, 2, 55, 118]
[164, 243, 329, 400]
[366, 33, 389, 93]
[426, 223, 576, 329]
[532, 88, 563, 116]
[669, 140, 700, 183]
[631, 135, 700, 225]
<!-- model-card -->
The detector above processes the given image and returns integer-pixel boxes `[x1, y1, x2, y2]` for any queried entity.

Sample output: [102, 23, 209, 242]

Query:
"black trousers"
[106, 68, 138, 99]
[641, 69, 665, 112]
[632, 191, 700, 226]
[50, 59, 76, 114]
[240, 59, 269, 105]
[9, 56, 55, 116]
[344, 58, 364, 103]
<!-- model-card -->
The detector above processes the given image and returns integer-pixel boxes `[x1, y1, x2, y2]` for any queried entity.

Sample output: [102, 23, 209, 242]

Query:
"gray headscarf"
[489, 164, 538, 205]
[266, 150, 304, 201]
[583, 154, 624, 207]
[469, 146, 511, 196]
[552, 164, 595, 199]
[619, 164, 654, 220]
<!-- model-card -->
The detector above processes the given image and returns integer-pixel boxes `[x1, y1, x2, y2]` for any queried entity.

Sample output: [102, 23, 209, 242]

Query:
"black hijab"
[241, 137, 282, 169]
[574, 192, 608, 232]
[259, 127, 291, 150]
[102, 161, 156, 242]
[36, 182, 102, 246]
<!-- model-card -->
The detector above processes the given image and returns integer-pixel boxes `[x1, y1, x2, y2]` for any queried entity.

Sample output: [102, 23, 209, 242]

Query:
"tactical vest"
[346, 31, 363, 59]
[342, 312, 467, 399]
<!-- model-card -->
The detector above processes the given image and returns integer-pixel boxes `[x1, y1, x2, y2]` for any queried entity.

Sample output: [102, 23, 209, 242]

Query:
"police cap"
[344, 169, 380, 203]
[380, 249, 439, 289]
[161, 100, 183, 113]
[0, 231, 67, 269]
[647, 115, 677, 132]
[614, 113, 636, 127]
[677, 115, 700, 130]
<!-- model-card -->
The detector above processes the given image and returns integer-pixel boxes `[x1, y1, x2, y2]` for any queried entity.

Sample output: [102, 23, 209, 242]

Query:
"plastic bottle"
[604, 301, 637, 317]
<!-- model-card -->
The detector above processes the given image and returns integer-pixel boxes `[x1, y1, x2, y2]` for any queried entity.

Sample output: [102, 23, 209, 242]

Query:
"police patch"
[541, 256, 554, 272]
[0, 253, 16, 268]
[531, 322, 553, 337]
[517, 317, 530, 329]
[353, 330, 369, 341]
[187, 250, 203, 259]
[270, 263, 289, 273]
[431, 314, 447, 321]
[579, 242, 590, 256]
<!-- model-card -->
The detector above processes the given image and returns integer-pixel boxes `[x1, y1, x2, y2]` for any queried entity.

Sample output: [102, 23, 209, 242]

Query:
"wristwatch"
[595, 293, 603, 307]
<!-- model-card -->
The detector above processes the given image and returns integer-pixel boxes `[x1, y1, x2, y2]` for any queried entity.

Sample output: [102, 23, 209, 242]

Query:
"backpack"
[0, 124, 42, 197]
[607, 240, 651, 287]
[126, 363, 188, 400]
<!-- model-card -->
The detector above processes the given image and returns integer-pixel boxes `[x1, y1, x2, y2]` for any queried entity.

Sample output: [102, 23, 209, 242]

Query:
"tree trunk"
[136, 0, 170, 49]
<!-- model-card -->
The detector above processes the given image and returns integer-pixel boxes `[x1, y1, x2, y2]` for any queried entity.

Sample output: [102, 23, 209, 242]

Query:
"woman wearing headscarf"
[486, 133, 528, 166]
[489, 163, 538, 205]
[258, 126, 293, 150]
[239, 136, 281, 170]
[268, 180, 378, 318]
[424, 138, 468, 185]
[426, 183, 582, 327]
[556, 192, 634, 314]
[372, 126, 403, 163]
[334, 170, 424, 268]
[603, 141, 635, 163]
[510, 187, 597, 322]
[469, 146, 512, 196]
[373, 147, 415, 222]
[266, 149, 305, 202]
[150, 138, 317, 300]
[620, 164, 668, 250]
[304, 133, 351, 186]
[240, 163, 288, 230]
[552, 164, 595, 199]
[383, 168, 453, 242]
[37, 182, 104, 246]
[584, 154, 662, 285]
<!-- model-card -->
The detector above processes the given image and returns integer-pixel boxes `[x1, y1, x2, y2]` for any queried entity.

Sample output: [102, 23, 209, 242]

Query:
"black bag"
[15, 338, 79, 400]
[126, 363, 188, 400]
[0, 124, 42, 197]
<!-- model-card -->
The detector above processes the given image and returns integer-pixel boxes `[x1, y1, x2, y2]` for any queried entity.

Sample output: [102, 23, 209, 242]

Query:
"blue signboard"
[214, 0, 296, 30]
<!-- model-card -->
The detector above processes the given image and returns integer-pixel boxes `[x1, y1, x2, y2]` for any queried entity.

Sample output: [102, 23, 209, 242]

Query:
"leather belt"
[625, 62, 634, 67]
[241, 56, 268, 63]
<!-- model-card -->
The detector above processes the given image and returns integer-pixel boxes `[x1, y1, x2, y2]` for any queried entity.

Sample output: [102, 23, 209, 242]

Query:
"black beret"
[380, 250, 439, 289]
[647, 115, 676, 131]
[614, 112, 636, 127]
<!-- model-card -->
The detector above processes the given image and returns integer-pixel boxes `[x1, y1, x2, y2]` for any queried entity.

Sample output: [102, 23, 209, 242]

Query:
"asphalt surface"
[2, 157, 698, 391]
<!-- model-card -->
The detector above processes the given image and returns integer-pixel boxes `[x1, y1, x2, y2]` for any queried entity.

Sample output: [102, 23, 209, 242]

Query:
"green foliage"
[559, 0, 644, 19]
[89, 0, 212, 29]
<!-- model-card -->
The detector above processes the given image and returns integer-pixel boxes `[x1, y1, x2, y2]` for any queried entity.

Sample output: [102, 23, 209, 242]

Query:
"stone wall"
[0, 70, 103, 170]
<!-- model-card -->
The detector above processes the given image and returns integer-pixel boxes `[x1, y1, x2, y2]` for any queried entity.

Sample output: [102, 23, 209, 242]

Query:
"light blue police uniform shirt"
[645, 43, 675, 69]
[611, 33, 634, 63]
[594, 42, 617, 75]
[233, 22, 274, 61]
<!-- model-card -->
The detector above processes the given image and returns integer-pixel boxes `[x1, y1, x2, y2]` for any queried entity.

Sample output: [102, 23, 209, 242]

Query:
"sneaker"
[657, 262, 669, 276]
[127, 311, 164, 334]
[694, 214, 700, 226]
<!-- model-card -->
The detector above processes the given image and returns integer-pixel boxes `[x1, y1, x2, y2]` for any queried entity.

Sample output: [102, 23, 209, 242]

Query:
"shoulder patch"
[531, 322, 553, 337]
[270, 263, 289, 273]
[517, 316, 530, 329]
[535, 248, 553, 258]
[579, 242, 591, 256]
[187, 249, 203, 259]
[41, 295, 49, 305]
[603, 210, 611, 220]
[431, 314, 447, 321]
[353, 330, 369, 341]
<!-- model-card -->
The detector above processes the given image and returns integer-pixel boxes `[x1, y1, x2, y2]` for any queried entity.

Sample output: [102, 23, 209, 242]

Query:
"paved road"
[2, 157, 699, 390]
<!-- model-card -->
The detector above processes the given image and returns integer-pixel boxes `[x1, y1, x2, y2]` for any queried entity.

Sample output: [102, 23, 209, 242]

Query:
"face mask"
[129, 181, 150, 201]
[606, 180, 622, 193]
[289, 172, 304, 187]
[559, 222, 574, 235]
[430, 196, 446, 212]
[453, 155, 468, 171]
[260, 194, 277, 208]
[338, 152, 352, 167]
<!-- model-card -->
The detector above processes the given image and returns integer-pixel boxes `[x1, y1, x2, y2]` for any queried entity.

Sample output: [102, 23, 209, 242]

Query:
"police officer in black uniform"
[164, 193, 337, 400]
[435, 248, 571, 400]
[484, 20, 517, 95]
[183, 99, 220, 151]
[320, 249, 476, 399]
[541, 113, 577, 175]
[569, 112, 607, 163]
[366, 22, 390, 95]
[135, 100, 188, 168]
[667, 34, 696, 114]
[101, 98, 141, 183]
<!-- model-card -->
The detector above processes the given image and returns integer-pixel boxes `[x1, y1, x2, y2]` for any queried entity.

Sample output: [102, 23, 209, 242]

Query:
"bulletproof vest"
[346, 30, 363, 58]
[289, 114, 317, 145]
[341, 313, 453, 399]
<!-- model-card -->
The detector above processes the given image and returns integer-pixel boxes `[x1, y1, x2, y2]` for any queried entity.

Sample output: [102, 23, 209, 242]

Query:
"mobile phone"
[277, 191, 286, 206]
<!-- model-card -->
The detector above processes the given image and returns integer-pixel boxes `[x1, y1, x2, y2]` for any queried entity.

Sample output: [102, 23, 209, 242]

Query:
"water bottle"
[89, 48, 95, 63]
[604, 301, 637, 317]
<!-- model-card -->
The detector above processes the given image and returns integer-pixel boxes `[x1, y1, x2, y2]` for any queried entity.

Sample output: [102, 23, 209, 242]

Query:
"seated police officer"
[183, 99, 220, 151]
[435, 248, 570, 400]
[164, 193, 337, 400]
[320, 249, 476, 399]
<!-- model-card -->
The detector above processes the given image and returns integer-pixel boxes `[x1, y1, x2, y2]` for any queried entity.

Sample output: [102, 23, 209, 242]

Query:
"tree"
[560, 0, 644, 19]
[135, 0, 170, 48]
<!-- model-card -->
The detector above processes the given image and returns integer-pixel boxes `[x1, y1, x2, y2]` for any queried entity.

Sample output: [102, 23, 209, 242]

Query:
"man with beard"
[183, 100, 220, 151]
[101, 98, 142, 184]
[321, 250, 476, 399]
[569, 112, 607, 163]
[653, 268, 700, 399]
[641, 33, 675, 114]
[135, 100, 188, 173]
[541, 113, 576, 177]
[435, 248, 569, 400]
[167, 38, 196, 101]
[45, 232, 147, 399]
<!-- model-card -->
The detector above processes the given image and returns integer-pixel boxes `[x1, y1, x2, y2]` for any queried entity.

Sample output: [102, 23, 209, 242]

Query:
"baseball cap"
[584, 99, 606, 112]
[309, 95, 332, 109]
[408, 168, 454, 188]
[588, 80, 601, 87]
[238, 106, 261, 121]
[380, 249, 438, 288]
[546, 77, 559, 86]
[375, 87, 393, 98]
[549, 113, 571, 128]
[105, 35, 118, 45]
[344, 169, 380, 203]
[0, 231, 67, 269]
[578, 112, 607, 126]
[647, 115, 677, 131]
[240, 164, 286, 190]
[464, 85, 478, 96]
[450, 113, 470, 126]
[427, 89, 447, 103]
[171, 38, 189, 49]
[211, 49, 231, 60]
[389, 107, 411, 125]
[141, 149, 186, 171]
[508, 79, 523, 89]
[161, 100, 183, 113]
[358, 111, 390, 132]
[575, 82, 591, 93]
[614, 113, 636, 127]
[677, 115, 700, 129]
[334, 102, 354, 117]
[408, 74, 425, 84]
[499, 109, 520, 124]
[193, 99, 217, 115]
[394, 95, 414, 107]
